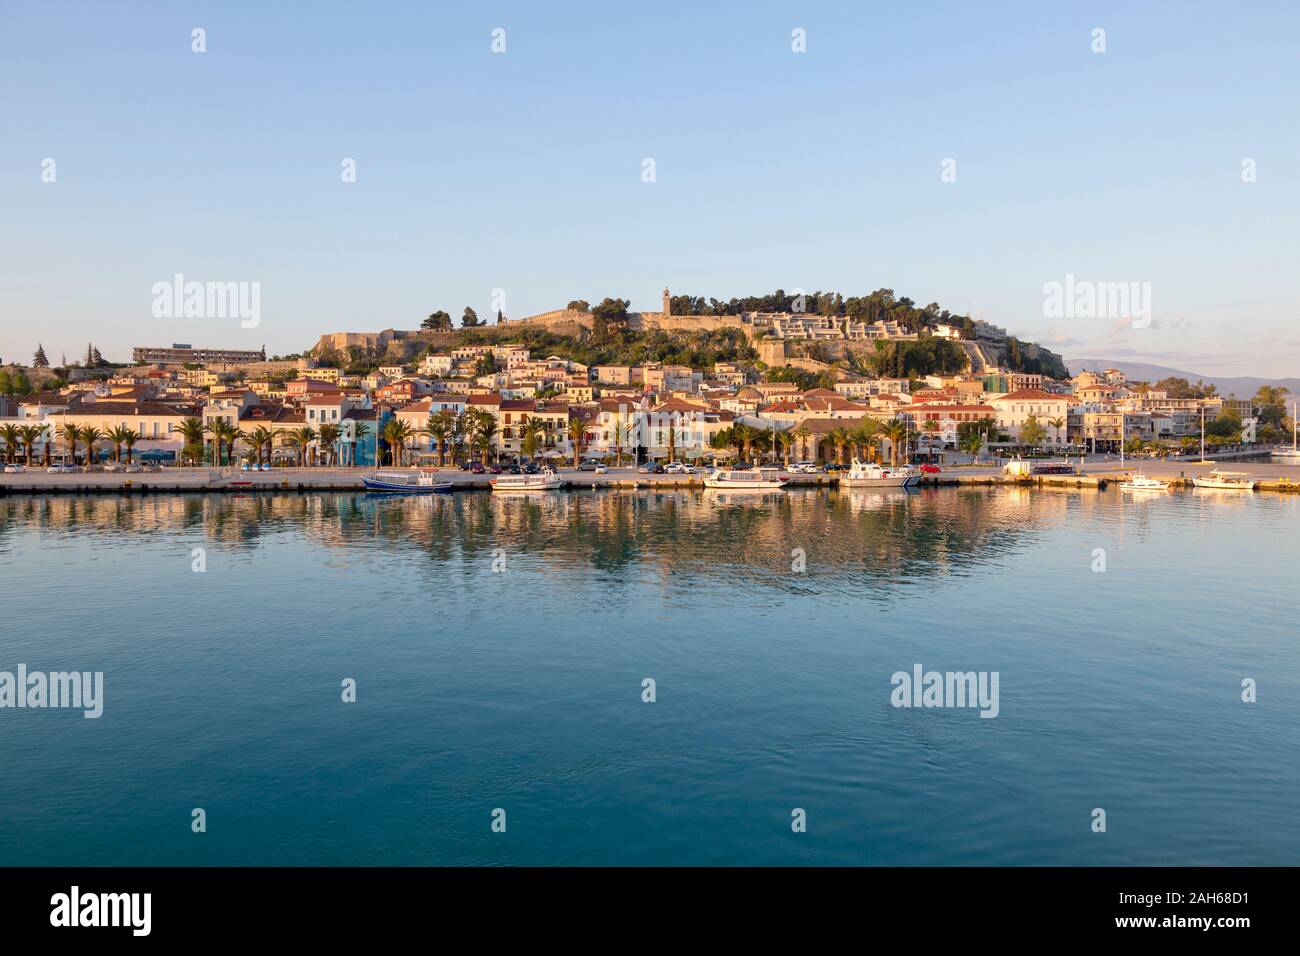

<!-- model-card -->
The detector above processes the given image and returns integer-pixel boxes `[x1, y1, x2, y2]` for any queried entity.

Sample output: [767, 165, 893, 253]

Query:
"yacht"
[1192, 469, 1257, 491]
[839, 458, 921, 488]
[363, 470, 454, 493]
[703, 467, 788, 490]
[1119, 473, 1171, 491]
[490, 467, 563, 492]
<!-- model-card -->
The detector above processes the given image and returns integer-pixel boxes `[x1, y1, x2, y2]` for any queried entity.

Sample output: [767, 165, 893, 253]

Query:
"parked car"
[731, 462, 753, 471]
[523, 462, 541, 474]
[593, 464, 607, 475]
[487, 464, 503, 474]
[124, 463, 142, 473]
[47, 464, 75, 474]
[919, 463, 942, 474]
[466, 461, 485, 474]
[824, 462, 846, 473]
[576, 460, 601, 471]
[664, 461, 690, 474]
[637, 463, 665, 474]
[4, 464, 25, 474]
[505, 464, 521, 474]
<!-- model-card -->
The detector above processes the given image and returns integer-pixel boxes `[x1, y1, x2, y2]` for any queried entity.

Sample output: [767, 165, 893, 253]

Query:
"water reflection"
[0, 487, 1134, 598]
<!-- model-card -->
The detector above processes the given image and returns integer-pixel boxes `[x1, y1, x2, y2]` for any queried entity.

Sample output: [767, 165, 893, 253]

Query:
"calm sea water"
[1, 486, 1297, 866]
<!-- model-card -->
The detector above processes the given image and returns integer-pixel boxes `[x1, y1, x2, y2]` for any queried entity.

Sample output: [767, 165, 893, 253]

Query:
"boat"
[490, 467, 563, 492]
[362, 470, 454, 493]
[838, 458, 921, 488]
[1192, 469, 1257, 491]
[703, 467, 788, 490]
[1120, 473, 1170, 491]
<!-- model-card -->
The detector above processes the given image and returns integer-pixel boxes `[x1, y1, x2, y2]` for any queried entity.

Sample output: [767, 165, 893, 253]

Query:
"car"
[731, 462, 753, 471]
[466, 461, 485, 474]
[593, 464, 607, 475]
[523, 462, 541, 474]
[4, 464, 25, 474]
[505, 464, 521, 474]
[487, 464, 503, 474]
[919, 463, 942, 474]
[664, 461, 690, 474]
[637, 463, 665, 474]
[124, 463, 142, 473]
[577, 460, 601, 471]
[824, 462, 845, 473]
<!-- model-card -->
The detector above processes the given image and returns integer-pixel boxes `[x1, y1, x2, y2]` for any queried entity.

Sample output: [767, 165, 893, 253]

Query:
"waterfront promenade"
[3, 454, 1299, 495]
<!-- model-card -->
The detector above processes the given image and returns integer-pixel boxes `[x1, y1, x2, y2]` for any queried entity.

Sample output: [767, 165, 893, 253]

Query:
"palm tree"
[0, 424, 19, 464]
[19, 424, 45, 466]
[318, 423, 340, 466]
[122, 427, 140, 464]
[1048, 416, 1065, 448]
[959, 430, 983, 458]
[885, 419, 909, 467]
[666, 423, 678, 463]
[794, 424, 811, 462]
[828, 426, 850, 466]
[380, 419, 412, 467]
[246, 426, 273, 467]
[426, 410, 454, 467]
[471, 412, 498, 465]
[105, 425, 135, 463]
[58, 422, 80, 467]
[79, 426, 104, 468]
[735, 423, 757, 463]
[288, 425, 320, 466]
[567, 417, 585, 468]
[351, 421, 371, 467]
[774, 429, 793, 468]
[619, 420, 636, 467]
[175, 417, 206, 466]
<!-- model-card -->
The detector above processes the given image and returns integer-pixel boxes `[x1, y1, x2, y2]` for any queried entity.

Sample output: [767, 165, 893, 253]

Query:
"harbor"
[5, 454, 1299, 495]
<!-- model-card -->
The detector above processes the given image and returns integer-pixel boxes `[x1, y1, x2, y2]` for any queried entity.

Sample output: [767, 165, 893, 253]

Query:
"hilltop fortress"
[311, 288, 1064, 376]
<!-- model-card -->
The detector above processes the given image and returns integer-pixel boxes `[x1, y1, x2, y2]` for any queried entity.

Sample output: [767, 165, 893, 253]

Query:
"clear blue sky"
[2, 1, 1297, 376]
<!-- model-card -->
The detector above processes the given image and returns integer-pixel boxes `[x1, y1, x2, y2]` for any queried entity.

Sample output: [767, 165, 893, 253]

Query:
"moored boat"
[362, 470, 454, 493]
[1192, 469, 1257, 491]
[490, 467, 563, 492]
[1120, 473, 1170, 491]
[1273, 403, 1300, 461]
[703, 467, 787, 490]
[838, 458, 920, 488]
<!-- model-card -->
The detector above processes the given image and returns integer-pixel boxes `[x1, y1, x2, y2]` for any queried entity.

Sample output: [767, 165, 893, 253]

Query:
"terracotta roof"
[60, 401, 187, 417]
[994, 389, 1069, 402]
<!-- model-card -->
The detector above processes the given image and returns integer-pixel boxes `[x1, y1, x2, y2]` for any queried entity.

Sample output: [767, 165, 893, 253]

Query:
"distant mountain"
[1066, 359, 1299, 398]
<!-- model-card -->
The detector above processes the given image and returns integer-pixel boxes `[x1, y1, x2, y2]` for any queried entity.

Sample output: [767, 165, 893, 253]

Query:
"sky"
[1, 1, 1298, 377]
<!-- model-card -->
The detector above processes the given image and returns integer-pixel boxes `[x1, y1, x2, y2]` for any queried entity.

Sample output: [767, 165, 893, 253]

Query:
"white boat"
[1192, 469, 1257, 491]
[838, 458, 921, 488]
[363, 470, 454, 493]
[703, 467, 787, 490]
[490, 467, 563, 492]
[1120, 473, 1170, 491]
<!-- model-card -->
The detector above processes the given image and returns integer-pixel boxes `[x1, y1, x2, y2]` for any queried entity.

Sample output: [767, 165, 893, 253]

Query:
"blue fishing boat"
[362, 470, 454, 493]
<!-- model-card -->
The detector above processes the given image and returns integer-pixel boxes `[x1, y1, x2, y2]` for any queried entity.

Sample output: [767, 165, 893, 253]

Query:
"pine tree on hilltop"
[32, 343, 49, 368]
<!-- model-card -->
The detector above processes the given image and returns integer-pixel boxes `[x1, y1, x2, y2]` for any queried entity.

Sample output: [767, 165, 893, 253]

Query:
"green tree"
[1020, 415, 1047, 447]
[422, 311, 452, 330]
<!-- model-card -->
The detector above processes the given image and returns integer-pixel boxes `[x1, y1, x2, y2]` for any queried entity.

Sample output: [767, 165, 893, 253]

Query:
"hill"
[1066, 359, 1298, 398]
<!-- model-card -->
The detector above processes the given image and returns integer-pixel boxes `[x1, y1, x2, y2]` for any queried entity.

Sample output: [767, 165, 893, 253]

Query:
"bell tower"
[662, 287, 671, 316]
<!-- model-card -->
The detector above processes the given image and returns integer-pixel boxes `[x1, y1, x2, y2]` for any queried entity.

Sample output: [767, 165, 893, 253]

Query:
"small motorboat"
[1192, 469, 1256, 491]
[490, 467, 563, 492]
[838, 458, 920, 488]
[703, 467, 788, 490]
[362, 470, 454, 493]
[1120, 473, 1170, 491]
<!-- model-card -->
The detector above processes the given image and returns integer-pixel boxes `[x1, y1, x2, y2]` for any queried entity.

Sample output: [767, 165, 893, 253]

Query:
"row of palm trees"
[0, 422, 153, 467]
[708, 417, 914, 468]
